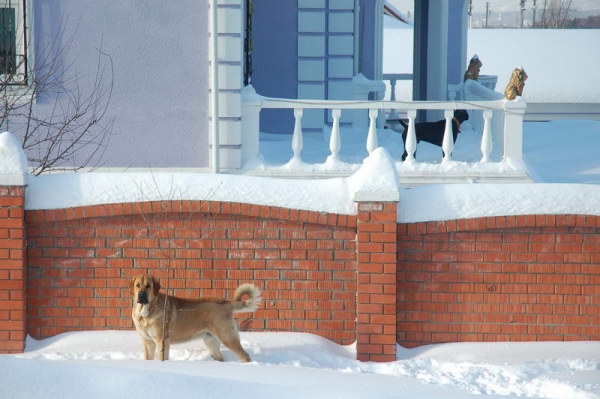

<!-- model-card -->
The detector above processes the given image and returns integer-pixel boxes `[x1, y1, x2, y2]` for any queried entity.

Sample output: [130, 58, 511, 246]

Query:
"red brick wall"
[25, 201, 358, 344]
[4, 191, 600, 359]
[397, 215, 600, 347]
[356, 202, 397, 362]
[0, 186, 26, 353]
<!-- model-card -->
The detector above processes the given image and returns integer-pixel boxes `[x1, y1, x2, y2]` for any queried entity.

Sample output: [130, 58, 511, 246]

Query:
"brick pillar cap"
[354, 190, 399, 202]
[351, 147, 400, 202]
[0, 132, 28, 186]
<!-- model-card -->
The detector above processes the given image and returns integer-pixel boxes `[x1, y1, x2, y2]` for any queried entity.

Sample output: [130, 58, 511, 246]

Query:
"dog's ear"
[129, 276, 137, 295]
[153, 277, 161, 295]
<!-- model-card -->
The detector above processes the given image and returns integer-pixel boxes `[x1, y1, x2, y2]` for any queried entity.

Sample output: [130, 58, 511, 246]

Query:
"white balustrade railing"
[241, 84, 526, 175]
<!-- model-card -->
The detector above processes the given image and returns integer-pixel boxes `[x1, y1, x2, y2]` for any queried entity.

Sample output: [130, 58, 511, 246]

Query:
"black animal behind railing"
[400, 109, 469, 161]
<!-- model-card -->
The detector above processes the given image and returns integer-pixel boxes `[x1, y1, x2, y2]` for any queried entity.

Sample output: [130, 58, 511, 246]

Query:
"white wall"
[30, 0, 210, 169]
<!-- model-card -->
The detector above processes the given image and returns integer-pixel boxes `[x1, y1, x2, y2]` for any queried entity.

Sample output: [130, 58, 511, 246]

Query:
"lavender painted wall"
[29, 1, 209, 168]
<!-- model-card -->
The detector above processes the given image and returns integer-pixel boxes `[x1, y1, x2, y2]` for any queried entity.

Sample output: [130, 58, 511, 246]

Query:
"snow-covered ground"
[2, 331, 599, 399]
[1, 22, 600, 399]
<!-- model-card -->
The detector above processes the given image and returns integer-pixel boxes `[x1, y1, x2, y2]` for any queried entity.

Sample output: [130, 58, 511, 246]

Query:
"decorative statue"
[463, 54, 483, 82]
[504, 67, 528, 100]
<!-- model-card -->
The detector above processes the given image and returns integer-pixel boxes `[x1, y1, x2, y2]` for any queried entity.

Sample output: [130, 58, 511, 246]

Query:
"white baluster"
[329, 108, 341, 160]
[388, 79, 399, 120]
[442, 109, 454, 163]
[366, 108, 378, 154]
[480, 109, 493, 162]
[404, 109, 417, 162]
[291, 108, 304, 161]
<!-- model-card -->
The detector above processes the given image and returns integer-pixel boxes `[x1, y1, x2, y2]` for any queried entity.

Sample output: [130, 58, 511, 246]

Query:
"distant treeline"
[528, 14, 600, 28]
[473, 14, 600, 29]
[564, 15, 600, 28]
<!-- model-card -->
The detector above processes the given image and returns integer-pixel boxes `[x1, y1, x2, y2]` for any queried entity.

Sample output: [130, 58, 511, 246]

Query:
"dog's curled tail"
[233, 283, 262, 313]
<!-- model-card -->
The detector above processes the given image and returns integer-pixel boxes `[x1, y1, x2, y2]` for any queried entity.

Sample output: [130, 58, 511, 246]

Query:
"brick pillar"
[0, 184, 27, 353]
[0, 131, 28, 353]
[355, 200, 398, 362]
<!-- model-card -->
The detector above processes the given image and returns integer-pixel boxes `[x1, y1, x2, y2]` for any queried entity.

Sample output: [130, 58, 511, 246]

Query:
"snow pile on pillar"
[349, 147, 400, 202]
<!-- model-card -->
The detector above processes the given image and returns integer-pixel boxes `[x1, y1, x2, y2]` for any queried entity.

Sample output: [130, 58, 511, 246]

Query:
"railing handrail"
[258, 96, 507, 112]
[382, 73, 413, 81]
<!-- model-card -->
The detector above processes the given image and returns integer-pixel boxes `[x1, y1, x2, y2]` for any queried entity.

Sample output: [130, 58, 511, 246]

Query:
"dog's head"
[453, 109, 469, 124]
[130, 274, 161, 317]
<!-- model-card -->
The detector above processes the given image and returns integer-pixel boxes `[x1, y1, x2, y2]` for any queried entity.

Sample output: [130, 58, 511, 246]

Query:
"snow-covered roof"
[384, 1, 410, 24]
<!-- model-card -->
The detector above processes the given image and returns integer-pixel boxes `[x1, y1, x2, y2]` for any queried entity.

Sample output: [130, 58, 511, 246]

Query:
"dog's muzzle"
[137, 291, 149, 305]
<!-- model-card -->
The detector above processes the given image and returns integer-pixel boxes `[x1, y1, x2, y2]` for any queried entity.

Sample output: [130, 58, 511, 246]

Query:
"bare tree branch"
[0, 16, 114, 175]
[538, 0, 576, 28]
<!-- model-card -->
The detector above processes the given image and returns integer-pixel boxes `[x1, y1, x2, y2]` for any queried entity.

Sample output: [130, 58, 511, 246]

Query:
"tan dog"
[130, 274, 261, 362]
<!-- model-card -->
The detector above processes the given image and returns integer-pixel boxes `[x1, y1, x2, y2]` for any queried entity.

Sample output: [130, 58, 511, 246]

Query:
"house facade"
[1, 0, 469, 172]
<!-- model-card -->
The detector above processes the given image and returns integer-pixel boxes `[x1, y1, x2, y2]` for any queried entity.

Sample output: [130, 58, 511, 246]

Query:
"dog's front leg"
[157, 339, 170, 361]
[143, 339, 156, 360]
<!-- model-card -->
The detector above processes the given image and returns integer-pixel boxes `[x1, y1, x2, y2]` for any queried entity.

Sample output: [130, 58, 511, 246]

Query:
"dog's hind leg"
[211, 321, 252, 362]
[221, 338, 251, 363]
[202, 333, 224, 362]
[214, 325, 251, 362]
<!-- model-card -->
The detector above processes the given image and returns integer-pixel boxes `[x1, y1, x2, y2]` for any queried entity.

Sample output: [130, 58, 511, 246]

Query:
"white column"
[503, 98, 527, 162]
[210, 0, 244, 170]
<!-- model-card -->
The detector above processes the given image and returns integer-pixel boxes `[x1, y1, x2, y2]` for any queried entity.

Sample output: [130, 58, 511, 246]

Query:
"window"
[0, 0, 27, 85]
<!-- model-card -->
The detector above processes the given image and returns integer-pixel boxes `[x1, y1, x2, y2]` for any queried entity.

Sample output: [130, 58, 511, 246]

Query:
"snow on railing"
[241, 84, 526, 173]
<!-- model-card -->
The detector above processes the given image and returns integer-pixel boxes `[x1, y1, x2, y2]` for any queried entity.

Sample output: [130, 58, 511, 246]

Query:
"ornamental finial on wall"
[504, 67, 528, 100]
[463, 54, 482, 82]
